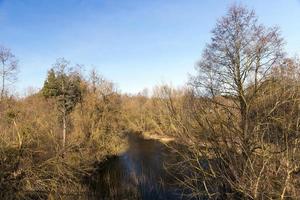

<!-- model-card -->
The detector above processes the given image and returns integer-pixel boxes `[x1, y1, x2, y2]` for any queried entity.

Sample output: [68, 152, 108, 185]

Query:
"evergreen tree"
[41, 58, 82, 148]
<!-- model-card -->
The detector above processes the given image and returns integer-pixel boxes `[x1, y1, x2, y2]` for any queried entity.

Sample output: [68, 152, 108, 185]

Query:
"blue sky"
[0, 0, 299, 95]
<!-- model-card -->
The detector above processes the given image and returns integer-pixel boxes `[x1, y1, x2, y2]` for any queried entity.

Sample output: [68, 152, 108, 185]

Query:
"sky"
[0, 0, 299, 95]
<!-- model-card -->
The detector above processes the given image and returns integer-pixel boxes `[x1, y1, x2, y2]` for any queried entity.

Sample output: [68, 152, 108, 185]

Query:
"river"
[86, 132, 188, 200]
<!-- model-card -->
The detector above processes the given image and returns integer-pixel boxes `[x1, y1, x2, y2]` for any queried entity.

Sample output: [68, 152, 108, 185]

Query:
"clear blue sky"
[0, 0, 299, 95]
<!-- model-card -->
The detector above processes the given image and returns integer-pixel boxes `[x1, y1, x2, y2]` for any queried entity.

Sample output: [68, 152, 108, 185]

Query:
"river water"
[86, 133, 187, 200]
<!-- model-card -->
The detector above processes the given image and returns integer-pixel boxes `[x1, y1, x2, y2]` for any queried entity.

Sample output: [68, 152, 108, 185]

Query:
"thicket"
[1, 4, 300, 200]
[0, 59, 127, 199]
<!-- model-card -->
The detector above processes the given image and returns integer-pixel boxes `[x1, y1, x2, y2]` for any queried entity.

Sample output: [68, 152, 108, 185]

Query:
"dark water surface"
[87, 133, 186, 200]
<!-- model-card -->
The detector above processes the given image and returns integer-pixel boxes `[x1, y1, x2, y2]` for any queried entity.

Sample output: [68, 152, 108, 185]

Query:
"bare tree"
[89, 69, 115, 97]
[0, 45, 18, 99]
[155, 5, 300, 199]
[192, 4, 284, 152]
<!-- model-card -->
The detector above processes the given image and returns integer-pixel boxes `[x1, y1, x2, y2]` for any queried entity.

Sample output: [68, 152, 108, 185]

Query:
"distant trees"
[42, 58, 82, 147]
[0, 45, 18, 99]
[77, 69, 119, 139]
[70, 69, 126, 161]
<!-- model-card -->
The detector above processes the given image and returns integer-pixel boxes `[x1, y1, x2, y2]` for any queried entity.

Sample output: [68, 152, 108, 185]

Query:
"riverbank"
[139, 131, 175, 143]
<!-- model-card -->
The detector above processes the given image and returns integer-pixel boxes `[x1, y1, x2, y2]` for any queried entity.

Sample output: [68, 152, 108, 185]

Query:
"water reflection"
[87, 132, 184, 200]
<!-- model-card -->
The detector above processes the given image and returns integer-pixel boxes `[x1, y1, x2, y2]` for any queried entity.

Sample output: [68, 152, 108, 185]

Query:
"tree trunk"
[62, 110, 66, 148]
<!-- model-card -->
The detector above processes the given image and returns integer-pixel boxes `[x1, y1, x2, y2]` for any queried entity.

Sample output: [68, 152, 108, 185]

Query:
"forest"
[1, 4, 300, 200]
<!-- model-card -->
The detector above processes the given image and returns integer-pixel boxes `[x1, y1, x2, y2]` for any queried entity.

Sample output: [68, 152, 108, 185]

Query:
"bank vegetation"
[1, 4, 300, 200]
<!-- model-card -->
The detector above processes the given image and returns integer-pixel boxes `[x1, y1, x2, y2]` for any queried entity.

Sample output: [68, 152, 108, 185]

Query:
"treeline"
[1, 4, 300, 200]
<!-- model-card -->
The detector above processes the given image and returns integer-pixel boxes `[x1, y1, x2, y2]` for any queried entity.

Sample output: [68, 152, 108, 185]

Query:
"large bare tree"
[192, 5, 284, 150]
[157, 5, 300, 199]
[0, 45, 18, 99]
